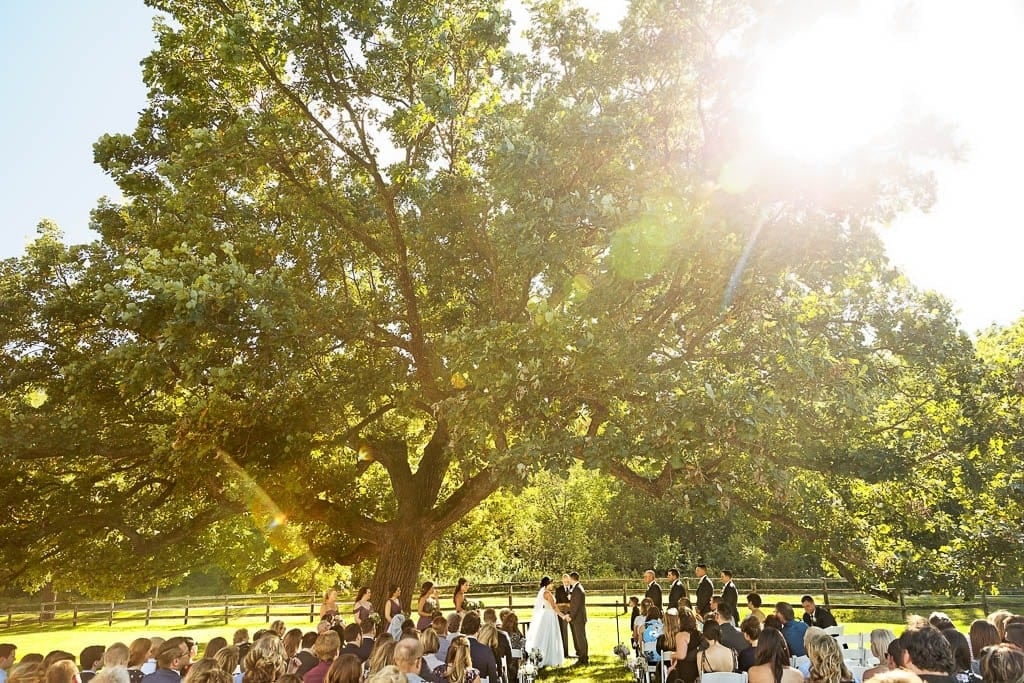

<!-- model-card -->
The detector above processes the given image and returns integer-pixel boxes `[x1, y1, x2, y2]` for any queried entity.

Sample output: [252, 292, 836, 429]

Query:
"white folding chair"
[838, 633, 864, 649]
[843, 648, 869, 666]
[824, 625, 845, 637]
[641, 640, 663, 683]
[792, 655, 810, 671]
[701, 673, 747, 683]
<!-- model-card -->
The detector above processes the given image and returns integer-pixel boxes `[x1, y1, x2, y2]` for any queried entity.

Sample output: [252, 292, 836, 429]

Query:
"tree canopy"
[1, 0, 1015, 603]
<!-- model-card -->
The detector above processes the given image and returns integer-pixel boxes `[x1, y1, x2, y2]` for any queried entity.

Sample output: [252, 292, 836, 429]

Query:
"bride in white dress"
[524, 576, 565, 668]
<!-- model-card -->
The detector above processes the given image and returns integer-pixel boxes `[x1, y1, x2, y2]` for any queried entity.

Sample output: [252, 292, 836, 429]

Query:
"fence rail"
[4, 579, 1023, 631]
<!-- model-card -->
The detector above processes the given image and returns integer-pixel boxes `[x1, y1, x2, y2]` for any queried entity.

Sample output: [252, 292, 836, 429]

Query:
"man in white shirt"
[140, 638, 164, 675]
[0, 644, 17, 683]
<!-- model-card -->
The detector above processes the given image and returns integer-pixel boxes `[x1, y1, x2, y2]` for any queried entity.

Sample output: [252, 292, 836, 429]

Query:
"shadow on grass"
[538, 657, 631, 682]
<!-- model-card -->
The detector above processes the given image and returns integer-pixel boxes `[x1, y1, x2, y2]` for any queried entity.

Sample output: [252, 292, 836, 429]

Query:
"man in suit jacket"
[800, 595, 838, 629]
[695, 564, 714, 616]
[667, 568, 688, 611]
[554, 574, 572, 658]
[714, 604, 749, 652]
[357, 618, 376, 662]
[338, 623, 362, 659]
[644, 569, 663, 610]
[567, 572, 589, 666]
[720, 569, 741, 624]
[461, 611, 499, 682]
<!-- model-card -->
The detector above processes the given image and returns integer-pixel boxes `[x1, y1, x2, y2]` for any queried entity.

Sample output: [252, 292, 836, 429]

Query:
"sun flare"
[747, 10, 908, 164]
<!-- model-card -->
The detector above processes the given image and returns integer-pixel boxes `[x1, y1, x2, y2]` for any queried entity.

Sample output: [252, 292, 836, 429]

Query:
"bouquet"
[368, 612, 382, 626]
[462, 598, 483, 612]
[614, 643, 631, 660]
[527, 648, 544, 667]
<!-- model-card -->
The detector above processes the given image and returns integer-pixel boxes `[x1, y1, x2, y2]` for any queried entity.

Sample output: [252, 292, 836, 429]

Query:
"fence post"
[73, 604, 79, 628]
[225, 596, 231, 625]
[822, 578, 830, 608]
[6, 608, 11, 629]
[622, 581, 628, 612]
[508, 583, 513, 609]
[184, 597, 190, 626]
[980, 591, 990, 615]
[146, 599, 152, 627]
[265, 594, 272, 623]
[898, 589, 907, 622]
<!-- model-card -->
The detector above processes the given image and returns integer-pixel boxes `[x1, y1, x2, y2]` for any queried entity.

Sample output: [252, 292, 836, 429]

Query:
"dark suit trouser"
[558, 612, 570, 657]
[570, 619, 588, 662]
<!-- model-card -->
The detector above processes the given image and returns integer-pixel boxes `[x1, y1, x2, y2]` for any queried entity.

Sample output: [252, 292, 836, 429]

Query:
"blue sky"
[2, 1, 1023, 333]
[0, 0, 156, 255]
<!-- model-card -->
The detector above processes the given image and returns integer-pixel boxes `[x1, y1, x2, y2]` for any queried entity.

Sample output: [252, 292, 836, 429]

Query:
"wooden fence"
[3, 578, 1022, 631]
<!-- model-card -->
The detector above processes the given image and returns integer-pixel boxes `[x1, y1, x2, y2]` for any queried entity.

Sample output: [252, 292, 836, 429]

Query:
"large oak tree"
[0, 0, 975, 601]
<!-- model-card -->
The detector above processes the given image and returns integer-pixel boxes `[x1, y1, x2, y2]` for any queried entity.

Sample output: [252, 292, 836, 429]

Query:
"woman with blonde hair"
[365, 638, 395, 677]
[806, 632, 853, 683]
[212, 646, 240, 683]
[7, 663, 43, 683]
[433, 636, 479, 683]
[420, 629, 443, 671]
[863, 629, 897, 681]
[45, 661, 79, 683]
[241, 635, 287, 683]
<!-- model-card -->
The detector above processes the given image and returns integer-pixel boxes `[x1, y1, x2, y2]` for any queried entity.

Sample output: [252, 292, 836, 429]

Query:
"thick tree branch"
[247, 552, 316, 590]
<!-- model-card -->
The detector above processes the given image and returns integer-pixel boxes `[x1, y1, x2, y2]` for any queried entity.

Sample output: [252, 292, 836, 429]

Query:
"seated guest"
[634, 598, 654, 651]
[801, 596, 838, 629]
[967, 621, 999, 675]
[365, 639, 396, 678]
[898, 621, 957, 683]
[748, 628, 802, 683]
[79, 647, 105, 683]
[141, 640, 164, 677]
[47, 661, 80, 683]
[212, 647, 240, 683]
[738, 616, 761, 673]
[323, 654, 361, 683]
[663, 607, 706, 683]
[642, 607, 665, 665]
[775, 603, 808, 657]
[357, 620, 377, 662]
[338, 625, 361, 660]
[433, 637, 478, 683]
[805, 632, 853, 683]
[1004, 624, 1024, 650]
[716, 605, 749, 653]
[863, 629, 896, 682]
[798, 628, 826, 678]
[142, 640, 189, 683]
[497, 612, 521, 682]
[421, 629, 444, 672]
[459, 613, 496, 683]
[476, 625, 507, 681]
[699, 620, 737, 674]
[748, 594, 766, 623]
[127, 639, 152, 683]
[439, 614, 463, 663]
[302, 632, 340, 683]
[979, 645, 1024, 683]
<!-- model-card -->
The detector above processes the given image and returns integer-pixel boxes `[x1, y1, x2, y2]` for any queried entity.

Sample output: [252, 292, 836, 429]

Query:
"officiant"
[555, 573, 572, 658]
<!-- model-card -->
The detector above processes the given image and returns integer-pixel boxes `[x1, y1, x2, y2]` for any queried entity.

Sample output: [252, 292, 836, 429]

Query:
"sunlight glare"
[748, 11, 907, 164]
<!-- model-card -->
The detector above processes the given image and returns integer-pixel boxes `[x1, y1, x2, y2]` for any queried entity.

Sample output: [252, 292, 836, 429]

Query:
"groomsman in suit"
[555, 574, 572, 658]
[567, 572, 589, 666]
[720, 569, 741, 624]
[667, 568, 688, 611]
[644, 569, 663, 610]
[695, 564, 714, 616]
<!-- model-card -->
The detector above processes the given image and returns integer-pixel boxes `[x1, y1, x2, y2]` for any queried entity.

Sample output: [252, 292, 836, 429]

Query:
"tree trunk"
[370, 520, 432, 618]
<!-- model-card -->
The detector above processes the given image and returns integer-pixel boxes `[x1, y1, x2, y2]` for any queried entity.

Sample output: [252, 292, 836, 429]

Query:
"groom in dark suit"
[567, 571, 589, 666]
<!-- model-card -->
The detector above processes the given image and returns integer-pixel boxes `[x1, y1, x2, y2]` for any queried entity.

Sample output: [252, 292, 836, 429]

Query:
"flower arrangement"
[527, 648, 544, 667]
[368, 612, 382, 625]
[614, 643, 631, 660]
[462, 598, 483, 612]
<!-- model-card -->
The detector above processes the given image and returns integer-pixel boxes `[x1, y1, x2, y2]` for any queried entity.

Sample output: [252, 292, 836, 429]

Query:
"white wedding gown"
[524, 586, 565, 668]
